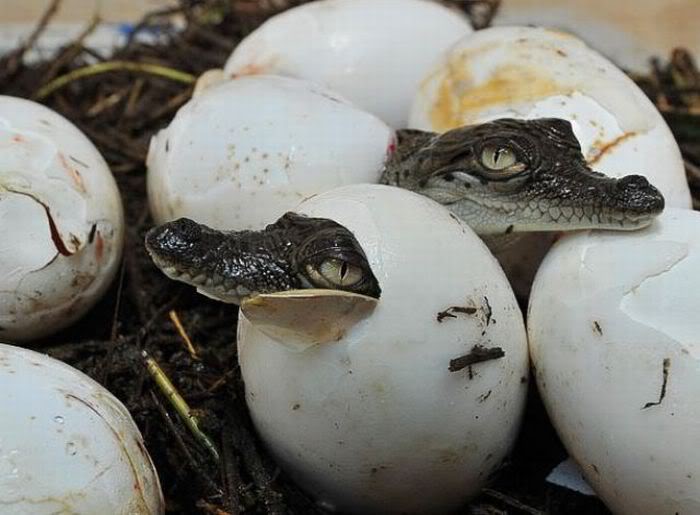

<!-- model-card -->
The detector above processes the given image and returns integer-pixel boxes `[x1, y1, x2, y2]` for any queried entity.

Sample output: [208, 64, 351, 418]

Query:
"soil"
[0, 1, 697, 513]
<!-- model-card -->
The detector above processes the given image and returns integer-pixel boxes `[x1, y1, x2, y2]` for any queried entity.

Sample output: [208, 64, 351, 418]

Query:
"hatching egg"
[528, 208, 700, 514]
[0, 96, 124, 341]
[147, 75, 393, 231]
[237, 184, 529, 514]
[224, 0, 472, 128]
[0, 342, 163, 514]
[410, 26, 691, 208]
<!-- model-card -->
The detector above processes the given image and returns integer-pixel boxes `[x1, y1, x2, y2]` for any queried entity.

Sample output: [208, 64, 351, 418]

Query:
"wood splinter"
[449, 345, 506, 373]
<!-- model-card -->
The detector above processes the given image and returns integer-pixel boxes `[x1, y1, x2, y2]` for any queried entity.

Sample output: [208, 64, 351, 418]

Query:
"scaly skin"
[145, 214, 380, 303]
[381, 118, 665, 235]
[147, 118, 666, 299]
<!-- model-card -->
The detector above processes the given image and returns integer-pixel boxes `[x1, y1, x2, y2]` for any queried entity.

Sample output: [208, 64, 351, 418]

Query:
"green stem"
[35, 60, 196, 100]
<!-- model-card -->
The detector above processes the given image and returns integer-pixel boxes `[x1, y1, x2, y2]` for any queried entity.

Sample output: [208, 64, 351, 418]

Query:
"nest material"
[0, 1, 696, 513]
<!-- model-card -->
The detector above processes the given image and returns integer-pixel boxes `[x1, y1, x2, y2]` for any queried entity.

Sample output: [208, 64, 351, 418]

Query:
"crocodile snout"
[614, 174, 665, 215]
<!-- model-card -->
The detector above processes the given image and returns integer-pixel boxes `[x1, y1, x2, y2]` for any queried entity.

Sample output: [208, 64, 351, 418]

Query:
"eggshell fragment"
[224, 0, 472, 128]
[410, 26, 691, 208]
[237, 184, 529, 514]
[240, 289, 378, 351]
[147, 75, 394, 230]
[528, 208, 700, 515]
[0, 343, 163, 514]
[0, 96, 124, 341]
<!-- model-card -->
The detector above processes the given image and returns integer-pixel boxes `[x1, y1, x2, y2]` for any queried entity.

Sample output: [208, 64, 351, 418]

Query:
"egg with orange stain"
[410, 26, 691, 208]
[0, 96, 124, 341]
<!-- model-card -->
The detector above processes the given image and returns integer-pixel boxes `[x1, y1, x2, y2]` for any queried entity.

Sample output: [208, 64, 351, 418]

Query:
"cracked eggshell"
[0, 97, 124, 341]
[147, 75, 393, 230]
[410, 26, 691, 208]
[237, 184, 529, 514]
[0, 343, 163, 514]
[223, 0, 472, 128]
[527, 208, 700, 515]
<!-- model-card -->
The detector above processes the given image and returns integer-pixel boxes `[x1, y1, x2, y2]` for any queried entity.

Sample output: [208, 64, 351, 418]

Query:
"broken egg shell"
[410, 26, 691, 208]
[223, 0, 472, 128]
[147, 75, 394, 230]
[0, 343, 164, 514]
[237, 184, 529, 514]
[240, 289, 378, 351]
[528, 208, 700, 515]
[0, 96, 124, 341]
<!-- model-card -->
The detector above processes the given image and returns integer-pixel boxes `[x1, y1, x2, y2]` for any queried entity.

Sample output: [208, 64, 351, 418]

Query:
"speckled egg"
[0, 96, 124, 341]
[224, 0, 472, 128]
[0, 342, 163, 514]
[147, 75, 394, 230]
[238, 184, 529, 514]
[528, 208, 700, 514]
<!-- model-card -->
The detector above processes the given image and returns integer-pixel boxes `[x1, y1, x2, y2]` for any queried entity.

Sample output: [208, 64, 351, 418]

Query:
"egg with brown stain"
[0, 96, 124, 341]
[0, 342, 163, 514]
[237, 184, 529, 514]
[410, 26, 691, 208]
[528, 208, 700, 514]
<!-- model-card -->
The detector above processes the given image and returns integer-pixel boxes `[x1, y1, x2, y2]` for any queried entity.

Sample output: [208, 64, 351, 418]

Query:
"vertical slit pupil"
[495, 147, 508, 166]
[340, 262, 348, 281]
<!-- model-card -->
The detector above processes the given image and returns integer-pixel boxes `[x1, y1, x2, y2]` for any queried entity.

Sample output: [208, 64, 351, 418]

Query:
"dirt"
[0, 0, 697, 513]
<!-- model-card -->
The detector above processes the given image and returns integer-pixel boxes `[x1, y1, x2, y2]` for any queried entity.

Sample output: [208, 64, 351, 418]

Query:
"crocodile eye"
[481, 145, 517, 170]
[307, 258, 364, 288]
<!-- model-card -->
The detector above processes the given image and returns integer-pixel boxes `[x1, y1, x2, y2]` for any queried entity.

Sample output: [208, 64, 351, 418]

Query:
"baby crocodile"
[381, 118, 664, 234]
[147, 117, 665, 302]
[146, 213, 381, 304]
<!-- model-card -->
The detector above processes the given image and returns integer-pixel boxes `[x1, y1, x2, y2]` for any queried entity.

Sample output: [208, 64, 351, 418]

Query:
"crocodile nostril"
[617, 175, 650, 190]
[613, 175, 665, 214]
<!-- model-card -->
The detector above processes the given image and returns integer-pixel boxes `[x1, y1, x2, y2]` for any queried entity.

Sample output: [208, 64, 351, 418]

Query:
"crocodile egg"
[223, 0, 472, 128]
[237, 184, 529, 514]
[147, 75, 393, 230]
[528, 208, 700, 514]
[410, 26, 691, 208]
[0, 342, 164, 514]
[0, 96, 124, 341]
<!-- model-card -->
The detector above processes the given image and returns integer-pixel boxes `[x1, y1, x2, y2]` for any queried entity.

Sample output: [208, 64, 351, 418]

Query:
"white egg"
[147, 75, 394, 231]
[410, 26, 691, 208]
[0, 342, 163, 514]
[528, 208, 700, 514]
[0, 96, 124, 341]
[224, 0, 472, 128]
[237, 184, 529, 514]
